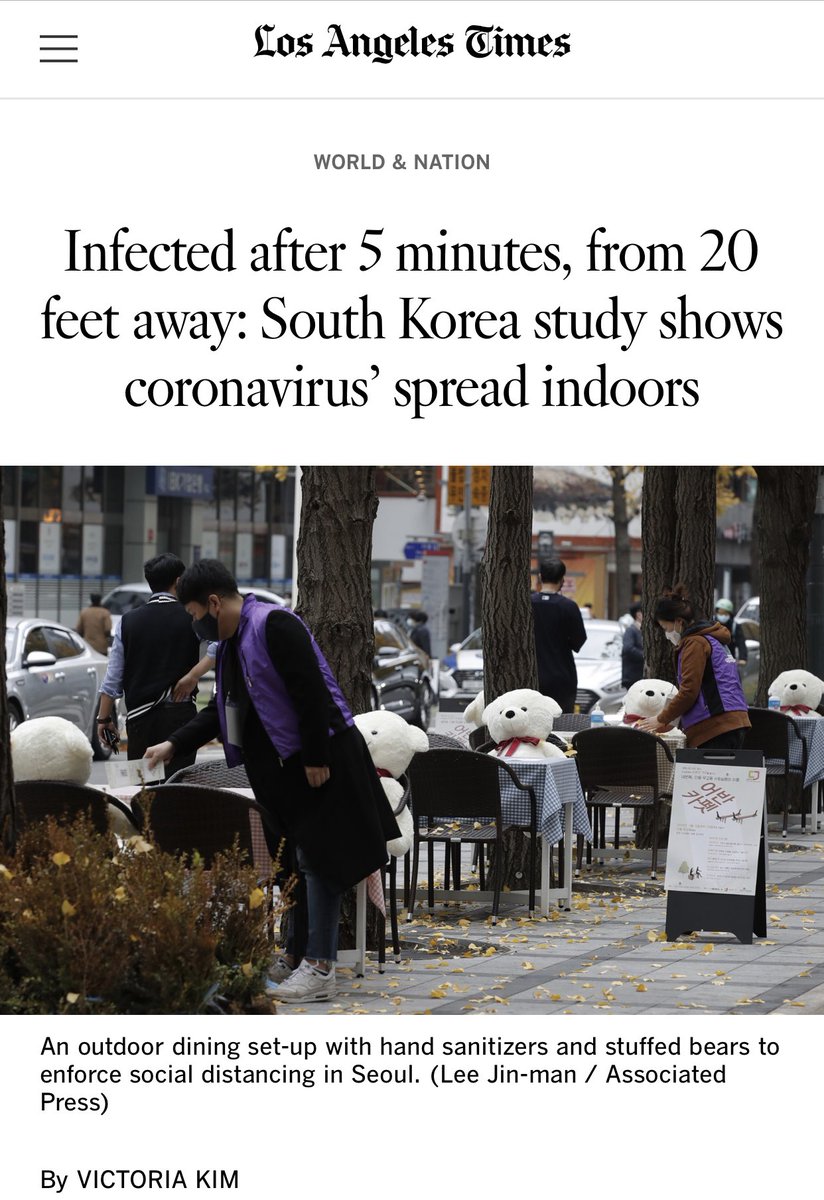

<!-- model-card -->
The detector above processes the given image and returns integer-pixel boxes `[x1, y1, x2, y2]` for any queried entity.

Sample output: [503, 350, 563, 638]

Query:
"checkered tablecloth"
[497, 757, 592, 845]
[782, 714, 824, 786]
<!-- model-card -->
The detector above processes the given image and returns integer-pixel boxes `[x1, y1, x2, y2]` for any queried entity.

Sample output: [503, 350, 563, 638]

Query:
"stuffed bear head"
[481, 688, 565, 758]
[462, 691, 486, 727]
[354, 710, 429, 777]
[622, 679, 679, 725]
[768, 670, 824, 717]
[11, 716, 93, 785]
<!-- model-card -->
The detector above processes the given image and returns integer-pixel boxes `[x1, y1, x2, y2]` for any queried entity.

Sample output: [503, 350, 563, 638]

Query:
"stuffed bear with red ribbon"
[768, 670, 824, 718]
[482, 689, 567, 760]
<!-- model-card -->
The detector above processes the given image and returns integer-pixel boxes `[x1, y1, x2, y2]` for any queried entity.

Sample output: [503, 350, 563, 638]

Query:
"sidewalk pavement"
[276, 831, 824, 1016]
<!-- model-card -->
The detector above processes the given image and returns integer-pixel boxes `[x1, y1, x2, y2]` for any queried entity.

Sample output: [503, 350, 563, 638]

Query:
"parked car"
[439, 619, 628, 715]
[101, 582, 289, 635]
[734, 596, 760, 701]
[573, 619, 626, 715]
[371, 618, 434, 728]
[5, 617, 114, 759]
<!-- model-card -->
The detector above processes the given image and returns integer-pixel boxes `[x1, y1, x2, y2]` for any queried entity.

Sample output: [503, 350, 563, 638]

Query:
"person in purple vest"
[144, 559, 399, 1004]
[636, 583, 751, 749]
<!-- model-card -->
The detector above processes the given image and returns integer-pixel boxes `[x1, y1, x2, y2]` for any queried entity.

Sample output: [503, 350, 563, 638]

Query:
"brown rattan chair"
[166, 760, 251, 789]
[135, 783, 274, 869]
[741, 707, 808, 835]
[14, 779, 116, 836]
[571, 726, 674, 879]
[556, 712, 592, 732]
[406, 748, 537, 923]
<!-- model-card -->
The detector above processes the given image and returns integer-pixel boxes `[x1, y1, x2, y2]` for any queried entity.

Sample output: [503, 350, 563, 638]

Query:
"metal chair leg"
[407, 838, 420, 921]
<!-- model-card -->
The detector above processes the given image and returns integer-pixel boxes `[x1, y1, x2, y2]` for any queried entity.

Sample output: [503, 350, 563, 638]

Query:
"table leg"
[355, 878, 367, 976]
[540, 838, 550, 916]
[562, 801, 573, 910]
[811, 781, 821, 835]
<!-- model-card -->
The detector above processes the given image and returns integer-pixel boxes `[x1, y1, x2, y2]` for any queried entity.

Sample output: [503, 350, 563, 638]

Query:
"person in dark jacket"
[621, 602, 645, 687]
[531, 560, 588, 713]
[97, 554, 201, 778]
[715, 598, 748, 668]
[636, 584, 751, 749]
[408, 610, 432, 658]
[145, 559, 399, 1004]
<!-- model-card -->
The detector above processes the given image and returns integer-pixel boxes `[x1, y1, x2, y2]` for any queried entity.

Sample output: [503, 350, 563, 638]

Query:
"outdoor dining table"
[776, 713, 824, 833]
[495, 755, 591, 914]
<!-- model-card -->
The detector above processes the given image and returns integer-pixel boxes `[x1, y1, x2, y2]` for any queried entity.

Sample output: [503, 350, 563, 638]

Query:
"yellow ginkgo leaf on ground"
[61, 899, 77, 917]
[248, 888, 266, 909]
[521, 961, 535, 971]
[52, 852, 71, 867]
[636, 983, 647, 992]
[65, 993, 79, 1004]
[113, 886, 127, 902]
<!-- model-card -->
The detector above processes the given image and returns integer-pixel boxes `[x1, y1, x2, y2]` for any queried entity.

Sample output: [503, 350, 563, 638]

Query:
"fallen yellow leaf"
[61, 899, 76, 917]
[52, 852, 71, 867]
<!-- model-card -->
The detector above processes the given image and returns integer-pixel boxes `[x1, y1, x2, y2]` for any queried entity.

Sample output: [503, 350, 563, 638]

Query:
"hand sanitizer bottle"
[768, 695, 780, 711]
[590, 705, 605, 727]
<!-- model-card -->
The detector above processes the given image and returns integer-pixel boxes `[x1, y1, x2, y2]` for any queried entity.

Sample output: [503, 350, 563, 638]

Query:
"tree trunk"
[609, 467, 633, 621]
[753, 466, 819, 705]
[479, 467, 537, 892]
[295, 466, 378, 715]
[295, 467, 380, 949]
[637, 467, 716, 849]
[674, 467, 717, 622]
[641, 467, 678, 681]
[479, 466, 537, 701]
[0, 468, 15, 851]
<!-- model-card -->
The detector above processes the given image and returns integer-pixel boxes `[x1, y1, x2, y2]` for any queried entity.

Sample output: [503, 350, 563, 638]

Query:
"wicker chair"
[166, 760, 251, 789]
[556, 712, 592, 732]
[134, 783, 274, 870]
[14, 780, 117, 836]
[741, 707, 808, 835]
[571, 726, 674, 878]
[406, 748, 537, 923]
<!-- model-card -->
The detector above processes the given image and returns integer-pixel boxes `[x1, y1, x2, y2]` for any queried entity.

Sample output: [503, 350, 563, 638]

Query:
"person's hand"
[304, 765, 330, 788]
[145, 741, 175, 770]
[635, 717, 665, 734]
[173, 671, 198, 702]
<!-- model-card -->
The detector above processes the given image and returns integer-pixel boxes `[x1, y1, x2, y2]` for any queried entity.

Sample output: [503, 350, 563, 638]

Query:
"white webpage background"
[1, 1, 821, 1194]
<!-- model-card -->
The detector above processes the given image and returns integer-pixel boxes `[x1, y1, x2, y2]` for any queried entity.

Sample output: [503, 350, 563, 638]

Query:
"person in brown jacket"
[637, 585, 751, 749]
[75, 593, 112, 655]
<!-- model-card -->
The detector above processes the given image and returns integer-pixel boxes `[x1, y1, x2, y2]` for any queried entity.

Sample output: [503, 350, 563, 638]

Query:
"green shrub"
[0, 815, 292, 1015]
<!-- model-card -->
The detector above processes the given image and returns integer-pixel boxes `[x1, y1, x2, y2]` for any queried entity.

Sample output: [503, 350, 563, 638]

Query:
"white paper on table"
[665, 761, 766, 896]
[104, 758, 165, 788]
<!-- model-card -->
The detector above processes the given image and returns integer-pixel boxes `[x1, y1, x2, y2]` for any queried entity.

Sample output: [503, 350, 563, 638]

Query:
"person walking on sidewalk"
[96, 553, 201, 777]
[144, 559, 399, 1004]
[637, 583, 751, 749]
[621, 602, 645, 688]
[531, 560, 588, 713]
[75, 593, 112, 656]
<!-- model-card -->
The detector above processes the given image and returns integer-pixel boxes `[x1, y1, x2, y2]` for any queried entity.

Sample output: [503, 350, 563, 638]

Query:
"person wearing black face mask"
[96, 552, 203, 778]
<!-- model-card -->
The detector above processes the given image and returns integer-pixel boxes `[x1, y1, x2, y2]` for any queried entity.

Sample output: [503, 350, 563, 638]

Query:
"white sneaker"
[264, 957, 294, 993]
[273, 961, 337, 1003]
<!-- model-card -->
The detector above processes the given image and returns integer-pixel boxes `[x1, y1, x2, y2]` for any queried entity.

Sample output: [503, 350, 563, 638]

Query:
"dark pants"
[699, 729, 746, 751]
[126, 701, 197, 779]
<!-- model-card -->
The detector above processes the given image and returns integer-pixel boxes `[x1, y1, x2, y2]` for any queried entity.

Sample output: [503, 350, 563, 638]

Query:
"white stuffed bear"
[768, 670, 824, 717]
[620, 679, 679, 728]
[353, 711, 429, 855]
[481, 689, 567, 759]
[11, 716, 93, 785]
[463, 691, 485, 727]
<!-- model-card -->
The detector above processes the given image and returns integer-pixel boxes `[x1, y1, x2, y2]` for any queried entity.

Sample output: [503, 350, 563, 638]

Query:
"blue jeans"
[284, 847, 344, 963]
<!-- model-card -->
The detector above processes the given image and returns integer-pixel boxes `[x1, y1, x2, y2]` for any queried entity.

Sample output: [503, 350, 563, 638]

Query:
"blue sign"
[146, 467, 214, 499]
[404, 540, 441, 560]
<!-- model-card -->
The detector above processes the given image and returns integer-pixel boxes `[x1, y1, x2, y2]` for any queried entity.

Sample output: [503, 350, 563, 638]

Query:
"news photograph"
[2, 463, 822, 1017]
